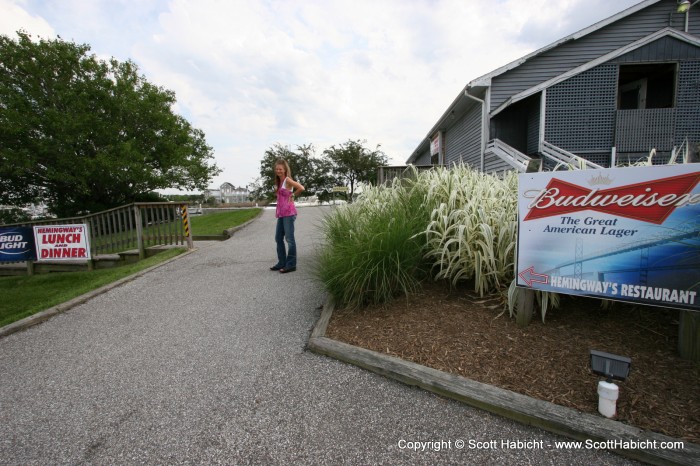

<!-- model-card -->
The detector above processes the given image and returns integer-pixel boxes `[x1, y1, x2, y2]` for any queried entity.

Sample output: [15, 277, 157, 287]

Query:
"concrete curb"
[1, 210, 264, 337]
[0, 248, 196, 339]
[308, 295, 700, 466]
[223, 208, 264, 238]
[192, 209, 264, 241]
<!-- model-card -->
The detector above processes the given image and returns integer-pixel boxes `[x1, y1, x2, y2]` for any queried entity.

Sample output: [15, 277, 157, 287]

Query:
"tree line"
[0, 32, 219, 223]
[248, 140, 388, 202]
[0, 32, 390, 224]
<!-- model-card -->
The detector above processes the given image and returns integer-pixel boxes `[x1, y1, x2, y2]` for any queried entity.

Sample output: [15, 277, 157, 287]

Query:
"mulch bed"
[325, 280, 700, 443]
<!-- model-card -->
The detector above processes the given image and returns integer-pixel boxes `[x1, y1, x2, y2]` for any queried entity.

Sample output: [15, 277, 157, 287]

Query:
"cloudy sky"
[2, 0, 642, 191]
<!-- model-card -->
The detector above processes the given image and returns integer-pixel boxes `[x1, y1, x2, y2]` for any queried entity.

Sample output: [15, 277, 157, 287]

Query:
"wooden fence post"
[678, 310, 699, 363]
[134, 204, 146, 260]
[516, 288, 535, 327]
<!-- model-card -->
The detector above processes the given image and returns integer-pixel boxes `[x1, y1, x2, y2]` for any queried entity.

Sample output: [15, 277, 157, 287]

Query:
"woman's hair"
[274, 159, 292, 189]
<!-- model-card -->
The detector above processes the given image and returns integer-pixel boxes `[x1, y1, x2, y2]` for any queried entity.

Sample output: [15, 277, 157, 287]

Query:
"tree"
[249, 143, 336, 201]
[0, 31, 220, 219]
[323, 139, 388, 201]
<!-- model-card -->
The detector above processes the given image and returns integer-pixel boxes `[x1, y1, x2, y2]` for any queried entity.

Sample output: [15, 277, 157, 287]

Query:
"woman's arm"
[286, 178, 305, 197]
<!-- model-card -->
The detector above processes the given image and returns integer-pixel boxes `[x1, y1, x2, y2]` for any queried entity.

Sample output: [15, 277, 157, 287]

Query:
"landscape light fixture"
[590, 350, 631, 382]
[590, 350, 631, 419]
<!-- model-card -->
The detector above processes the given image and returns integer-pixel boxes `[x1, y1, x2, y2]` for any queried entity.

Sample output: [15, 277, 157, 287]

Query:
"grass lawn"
[189, 208, 262, 236]
[0, 247, 187, 328]
[0, 208, 264, 329]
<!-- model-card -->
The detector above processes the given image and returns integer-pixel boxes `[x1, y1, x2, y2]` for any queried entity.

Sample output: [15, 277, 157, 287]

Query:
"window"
[617, 63, 677, 110]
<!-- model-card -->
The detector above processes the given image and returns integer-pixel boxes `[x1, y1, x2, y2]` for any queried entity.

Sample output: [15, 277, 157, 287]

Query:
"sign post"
[332, 186, 348, 204]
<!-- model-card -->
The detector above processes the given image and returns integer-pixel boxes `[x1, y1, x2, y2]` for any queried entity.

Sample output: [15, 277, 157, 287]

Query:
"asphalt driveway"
[0, 206, 639, 465]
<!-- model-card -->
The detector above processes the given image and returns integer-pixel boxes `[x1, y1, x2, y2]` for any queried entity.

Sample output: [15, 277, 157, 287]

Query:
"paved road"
[0, 206, 640, 465]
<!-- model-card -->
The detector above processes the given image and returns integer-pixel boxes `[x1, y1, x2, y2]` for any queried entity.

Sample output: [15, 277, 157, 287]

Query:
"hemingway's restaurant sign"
[33, 224, 92, 261]
[0, 227, 36, 262]
[517, 164, 700, 311]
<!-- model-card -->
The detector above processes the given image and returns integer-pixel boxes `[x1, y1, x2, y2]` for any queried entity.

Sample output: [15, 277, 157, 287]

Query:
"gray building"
[407, 0, 700, 173]
[204, 183, 249, 204]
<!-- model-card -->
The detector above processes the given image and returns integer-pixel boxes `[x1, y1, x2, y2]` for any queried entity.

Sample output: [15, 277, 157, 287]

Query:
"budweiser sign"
[516, 164, 700, 311]
[523, 172, 700, 224]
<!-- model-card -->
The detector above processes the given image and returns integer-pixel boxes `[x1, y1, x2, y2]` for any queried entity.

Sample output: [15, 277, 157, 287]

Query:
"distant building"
[204, 183, 250, 204]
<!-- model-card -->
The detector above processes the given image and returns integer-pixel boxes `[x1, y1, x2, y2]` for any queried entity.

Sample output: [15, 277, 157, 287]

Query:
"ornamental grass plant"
[315, 173, 432, 309]
[422, 166, 518, 297]
[317, 164, 532, 312]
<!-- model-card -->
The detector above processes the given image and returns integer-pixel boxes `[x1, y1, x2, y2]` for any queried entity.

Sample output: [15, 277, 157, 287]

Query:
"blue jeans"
[275, 215, 297, 269]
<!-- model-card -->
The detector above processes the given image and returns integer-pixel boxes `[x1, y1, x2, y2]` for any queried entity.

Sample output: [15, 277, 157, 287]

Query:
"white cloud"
[0, 0, 54, 37]
[1, 0, 642, 190]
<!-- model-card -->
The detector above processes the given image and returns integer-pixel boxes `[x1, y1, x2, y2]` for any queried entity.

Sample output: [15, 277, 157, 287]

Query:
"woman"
[270, 159, 304, 273]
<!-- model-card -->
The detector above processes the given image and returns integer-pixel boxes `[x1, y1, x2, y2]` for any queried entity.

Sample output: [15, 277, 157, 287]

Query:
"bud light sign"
[517, 164, 700, 311]
[0, 227, 36, 262]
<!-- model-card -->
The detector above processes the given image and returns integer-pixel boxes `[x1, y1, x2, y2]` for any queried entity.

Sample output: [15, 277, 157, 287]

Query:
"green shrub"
[316, 164, 559, 319]
[315, 174, 431, 309]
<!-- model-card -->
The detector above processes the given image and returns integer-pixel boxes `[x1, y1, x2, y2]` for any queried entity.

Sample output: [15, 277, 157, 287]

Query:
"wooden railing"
[541, 141, 603, 170]
[485, 139, 532, 172]
[5, 202, 193, 261]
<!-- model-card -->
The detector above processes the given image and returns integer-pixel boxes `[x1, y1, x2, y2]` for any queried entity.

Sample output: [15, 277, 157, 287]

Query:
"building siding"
[483, 153, 513, 174]
[413, 149, 431, 165]
[613, 36, 700, 62]
[490, 0, 698, 112]
[444, 105, 482, 169]
[543, 36, 699, 162]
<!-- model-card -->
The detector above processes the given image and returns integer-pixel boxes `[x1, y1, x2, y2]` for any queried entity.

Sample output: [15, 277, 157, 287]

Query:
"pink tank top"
[275, 177, 298, 218]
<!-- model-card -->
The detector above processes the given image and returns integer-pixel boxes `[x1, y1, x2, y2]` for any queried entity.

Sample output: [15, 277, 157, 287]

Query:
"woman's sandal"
[279, 267, 296, 273]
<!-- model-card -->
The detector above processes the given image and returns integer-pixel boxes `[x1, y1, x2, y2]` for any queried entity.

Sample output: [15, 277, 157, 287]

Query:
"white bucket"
[597, 380, 619, 418]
